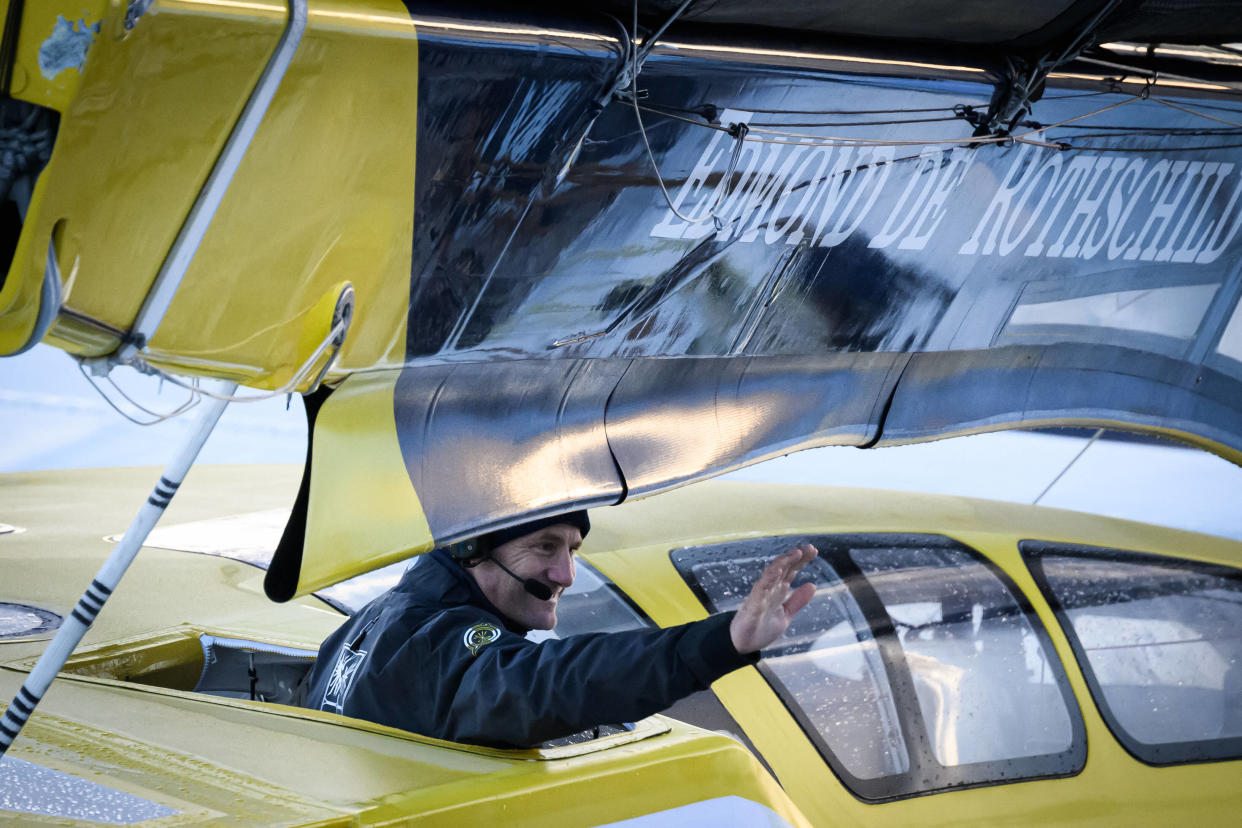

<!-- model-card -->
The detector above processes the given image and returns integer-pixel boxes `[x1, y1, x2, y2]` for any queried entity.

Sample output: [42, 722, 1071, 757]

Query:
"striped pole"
[0, 381, 236, 757]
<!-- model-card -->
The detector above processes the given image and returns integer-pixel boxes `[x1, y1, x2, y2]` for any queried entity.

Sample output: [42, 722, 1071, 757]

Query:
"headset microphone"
[491, 558, 554, 601]
[448, 535, 555, 600]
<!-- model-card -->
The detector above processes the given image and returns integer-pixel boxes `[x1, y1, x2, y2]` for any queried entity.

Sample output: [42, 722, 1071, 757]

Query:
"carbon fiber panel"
[393, 359, 628, 541]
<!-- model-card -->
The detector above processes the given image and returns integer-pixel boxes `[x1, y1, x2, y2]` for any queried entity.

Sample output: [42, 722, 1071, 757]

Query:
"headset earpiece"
[449, 537, 492, 567]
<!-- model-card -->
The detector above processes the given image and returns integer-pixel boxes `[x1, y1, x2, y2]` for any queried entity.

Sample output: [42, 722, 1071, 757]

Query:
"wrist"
[728, 613, 762, 656]
[729, 615, 746, 654]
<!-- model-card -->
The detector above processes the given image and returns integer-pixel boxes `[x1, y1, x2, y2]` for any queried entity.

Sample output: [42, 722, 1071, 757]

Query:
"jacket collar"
[398, 548, 530, 635]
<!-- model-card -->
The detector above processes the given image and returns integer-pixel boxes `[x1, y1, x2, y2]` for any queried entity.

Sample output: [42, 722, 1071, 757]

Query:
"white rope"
[138, 317, 347, 403]
[76, 360, 200, 426]
[1151, 96, 1242, 128]
[78, 316, 346, 425]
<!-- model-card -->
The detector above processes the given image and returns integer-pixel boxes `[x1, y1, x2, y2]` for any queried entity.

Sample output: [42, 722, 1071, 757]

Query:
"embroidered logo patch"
[463, 622, 501, 655]
[321, 646, 367, 713]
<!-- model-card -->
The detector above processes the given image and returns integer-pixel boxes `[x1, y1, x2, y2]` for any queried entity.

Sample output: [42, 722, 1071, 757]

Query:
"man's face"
[470, 523, 581, 630]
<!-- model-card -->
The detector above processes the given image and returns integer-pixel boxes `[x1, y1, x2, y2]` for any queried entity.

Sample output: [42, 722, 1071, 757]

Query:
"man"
[303, 510, 817, 747]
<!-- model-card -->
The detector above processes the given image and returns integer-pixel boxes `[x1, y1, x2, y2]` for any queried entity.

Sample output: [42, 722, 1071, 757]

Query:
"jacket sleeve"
[390, 607, 756, 748]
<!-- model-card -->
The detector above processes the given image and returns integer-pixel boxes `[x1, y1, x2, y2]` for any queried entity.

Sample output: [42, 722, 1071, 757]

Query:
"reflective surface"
[391, 353, 902, 537]
[672, 533, 1085, 800]
[377, 9, 1242, 543]
[852, 546, 1074, 767]
[0, 756, 177, 824]
[1025, 543, 1242, 764]
[402, 20, 1242, 380]
[16, 3, 1242, 580]
[0, 603, 61, 639]
[680, 545, 910, 782]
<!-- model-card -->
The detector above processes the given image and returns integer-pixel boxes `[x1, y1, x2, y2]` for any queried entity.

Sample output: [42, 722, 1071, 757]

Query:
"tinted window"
[674, 534, 1085, 801]
[1023, 543, 1242, 764]
[679, 539, 909, 780]
[851, 546, 1075, 767]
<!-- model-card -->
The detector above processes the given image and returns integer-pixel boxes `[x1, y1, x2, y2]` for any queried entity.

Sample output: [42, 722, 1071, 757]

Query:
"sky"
[3, 343, 1241, 542]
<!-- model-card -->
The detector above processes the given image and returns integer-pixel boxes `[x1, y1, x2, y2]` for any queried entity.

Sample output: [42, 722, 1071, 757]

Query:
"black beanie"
[481, 510, 590, 552]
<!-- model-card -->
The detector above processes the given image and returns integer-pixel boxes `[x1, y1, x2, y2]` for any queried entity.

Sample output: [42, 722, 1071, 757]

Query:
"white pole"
[0, 381, 237, 757]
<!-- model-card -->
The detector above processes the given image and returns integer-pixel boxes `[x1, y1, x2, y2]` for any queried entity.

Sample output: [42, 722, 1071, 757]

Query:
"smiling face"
[468, 523, 582, 630]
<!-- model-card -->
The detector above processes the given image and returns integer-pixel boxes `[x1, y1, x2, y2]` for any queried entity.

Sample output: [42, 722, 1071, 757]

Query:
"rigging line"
[735, 116, 960, 128]
[1054, 128, 1242, 139]
[1014, 135, 1071, 149]
[104, 373, 197, 421]
[639, 104, 1011, 146]
[741, 94, 1141, 145]
[638, 105, 728, 131]
[1041, 89, 1115, 100]
[76, 360, 200, 427]
[1076, 55, 1242, 94]
[745, 149, 931, 193]
[721, 105, 961, 115]
[630, 59, 1170, 156]
[710, 91, 1107, 126]
[641, 100, 964, 126]
[602, 110, 682, 145]
[1034, 124, 1242, 133]
[629, 2, 728, 226]
[641, 94, 1143, 150]
[142, 318, 348, 404]
[1033, 428, 1104, 505]
[1209, 44, 1242, 60]
[634, 0, 696, 67]
[1054, 140, 1242, 153]
[738, 133, 984, 147]
[641, 79, 1209, 135]
[85, 306, 349, 426]
[1174, 99, 1242, 115]
[1151, 96, 1242, 128]
[745, 122, 997, 145]
[1048, 0, 1126, 69]
[1008, 93, 1142, 141]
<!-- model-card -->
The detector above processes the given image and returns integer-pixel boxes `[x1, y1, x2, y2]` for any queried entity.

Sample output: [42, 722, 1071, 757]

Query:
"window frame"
[672, 532, 1087, 802]
[1021, 541, 1242, 766]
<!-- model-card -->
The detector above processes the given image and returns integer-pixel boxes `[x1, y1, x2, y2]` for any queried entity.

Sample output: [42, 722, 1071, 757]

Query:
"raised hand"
[729, 544, 818, 655]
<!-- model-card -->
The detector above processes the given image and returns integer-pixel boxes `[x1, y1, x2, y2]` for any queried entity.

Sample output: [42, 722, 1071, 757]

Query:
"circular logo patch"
[463, 621, 501, 655]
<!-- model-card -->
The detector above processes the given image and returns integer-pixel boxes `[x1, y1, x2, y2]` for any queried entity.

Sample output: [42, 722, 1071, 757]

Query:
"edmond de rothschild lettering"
[649, 110, 1242, 264]
[958, 149, 1241, 264]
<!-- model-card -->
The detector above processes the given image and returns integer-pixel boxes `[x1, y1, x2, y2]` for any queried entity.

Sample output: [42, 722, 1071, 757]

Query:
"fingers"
[753, 544, 818, 605]
[773, 544, 817, 616]
[783, 582, 816, 617]
[731, 545, 820, 654]
[776, 543, 817, 583]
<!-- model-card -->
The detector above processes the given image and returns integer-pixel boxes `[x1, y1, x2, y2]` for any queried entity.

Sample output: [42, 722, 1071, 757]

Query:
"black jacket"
[303, 548, 755, 747]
